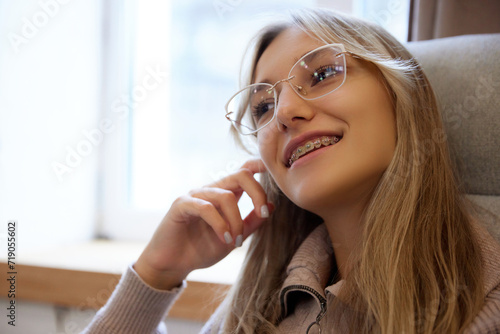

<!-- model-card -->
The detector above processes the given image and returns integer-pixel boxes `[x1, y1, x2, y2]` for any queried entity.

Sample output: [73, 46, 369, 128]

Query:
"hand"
[134, 159, 272, 290]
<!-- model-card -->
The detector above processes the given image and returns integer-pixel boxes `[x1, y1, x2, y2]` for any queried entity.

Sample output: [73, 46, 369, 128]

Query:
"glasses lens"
[226, 84, 276, 135]
[289, 45, 346, 100]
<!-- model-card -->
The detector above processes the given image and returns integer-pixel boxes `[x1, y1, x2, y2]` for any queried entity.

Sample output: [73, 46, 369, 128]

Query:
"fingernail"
[224, 232, 233, 244]
[235, 235, 243, 247]
[261, 205, 269, 218]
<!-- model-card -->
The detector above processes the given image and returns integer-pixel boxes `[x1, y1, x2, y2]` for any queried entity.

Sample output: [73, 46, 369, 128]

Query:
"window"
[353, 0, 410, 42]
[0, 0, 102, 251]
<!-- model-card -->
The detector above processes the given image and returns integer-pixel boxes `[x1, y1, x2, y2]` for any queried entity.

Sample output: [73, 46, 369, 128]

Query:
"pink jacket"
[82, 223, 500, 333]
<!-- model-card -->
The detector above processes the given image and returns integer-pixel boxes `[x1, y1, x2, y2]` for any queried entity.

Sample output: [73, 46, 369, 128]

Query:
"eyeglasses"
[225, 43, 359, 135]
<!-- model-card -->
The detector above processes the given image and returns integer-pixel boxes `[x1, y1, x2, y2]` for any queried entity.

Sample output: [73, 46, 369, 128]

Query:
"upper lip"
[283, 130, 343, 166]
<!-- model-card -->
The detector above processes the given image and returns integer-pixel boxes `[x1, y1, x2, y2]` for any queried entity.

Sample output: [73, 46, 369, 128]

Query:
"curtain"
[408, 0, 500, 41]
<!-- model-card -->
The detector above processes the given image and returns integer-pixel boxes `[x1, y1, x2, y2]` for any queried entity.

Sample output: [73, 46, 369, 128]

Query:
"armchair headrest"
[406, 34, 500, 196]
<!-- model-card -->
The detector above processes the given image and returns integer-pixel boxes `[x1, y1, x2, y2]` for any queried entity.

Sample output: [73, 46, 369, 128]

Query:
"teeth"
[321, 137, 331, 146]
[296, 147, 305, 157]
[313, 138, 321, 148]
[288, 135, 341, 167]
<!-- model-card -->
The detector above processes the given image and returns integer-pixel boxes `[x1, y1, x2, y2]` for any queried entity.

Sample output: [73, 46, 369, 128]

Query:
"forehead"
[254, 27, 326, 83]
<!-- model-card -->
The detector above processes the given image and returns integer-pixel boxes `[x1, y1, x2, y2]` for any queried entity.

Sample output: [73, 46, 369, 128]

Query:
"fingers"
[242, 202, 275, 240]
[180, 159, 272, 247]
[190, 188, 244, 245]
[207, 159, 266, 189]
[240, 159, 267, 174]
[239, 159, 268, 218]
[207, 159, 269, 221]
[228, 169, 270, 219]
[175, 195, 235, 246]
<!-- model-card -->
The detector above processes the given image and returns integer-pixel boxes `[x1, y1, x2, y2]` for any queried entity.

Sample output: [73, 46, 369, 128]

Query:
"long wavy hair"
[214, 8, 484, 334]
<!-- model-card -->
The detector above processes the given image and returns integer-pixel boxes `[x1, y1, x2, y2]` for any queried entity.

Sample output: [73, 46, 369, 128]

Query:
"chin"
[279, 167, 386, 217]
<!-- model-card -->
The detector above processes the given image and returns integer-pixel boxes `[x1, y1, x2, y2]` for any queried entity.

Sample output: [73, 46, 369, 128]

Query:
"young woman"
[84, 8, 500, 334]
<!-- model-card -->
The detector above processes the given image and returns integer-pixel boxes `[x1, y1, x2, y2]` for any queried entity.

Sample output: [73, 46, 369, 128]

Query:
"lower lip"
[288, 143, 338, 170]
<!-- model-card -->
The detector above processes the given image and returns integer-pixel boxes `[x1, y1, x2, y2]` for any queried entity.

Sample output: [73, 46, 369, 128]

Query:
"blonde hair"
[218, 8, 484, 334]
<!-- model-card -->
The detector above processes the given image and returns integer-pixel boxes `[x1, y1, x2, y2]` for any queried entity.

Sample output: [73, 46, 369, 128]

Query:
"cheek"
[343, 81, 396, 171]
[363, 116, 396, 171]
[350, 79, 395, 136]
[257, 128, 278, 167]
[367, 96, 396, 150]
[257, 127, 290, 193]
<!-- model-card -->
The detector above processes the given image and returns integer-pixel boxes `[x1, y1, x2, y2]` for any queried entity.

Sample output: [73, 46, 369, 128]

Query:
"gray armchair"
[406, 34, 500, 242]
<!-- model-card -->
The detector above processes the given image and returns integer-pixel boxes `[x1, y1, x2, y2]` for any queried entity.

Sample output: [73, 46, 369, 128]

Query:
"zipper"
[280, 284, 327, 333]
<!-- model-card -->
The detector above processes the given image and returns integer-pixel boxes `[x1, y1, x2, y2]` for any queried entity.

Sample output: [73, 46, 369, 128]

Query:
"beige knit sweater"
[82, 223, 500, 333]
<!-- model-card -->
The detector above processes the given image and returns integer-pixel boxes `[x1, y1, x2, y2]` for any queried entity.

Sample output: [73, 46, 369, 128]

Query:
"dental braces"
[288, 136, 341, 167]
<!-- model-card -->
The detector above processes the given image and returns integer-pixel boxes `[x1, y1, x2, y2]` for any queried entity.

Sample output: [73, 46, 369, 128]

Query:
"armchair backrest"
[406, 34, 500, 241]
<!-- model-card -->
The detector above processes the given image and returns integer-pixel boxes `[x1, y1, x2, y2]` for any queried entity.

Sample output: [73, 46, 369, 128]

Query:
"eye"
[251, 99, 275, 120]
[310, 64, 344, 87]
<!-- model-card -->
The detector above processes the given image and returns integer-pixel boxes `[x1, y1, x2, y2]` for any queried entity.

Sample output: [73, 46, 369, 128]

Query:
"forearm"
[81, 263, 186, 334]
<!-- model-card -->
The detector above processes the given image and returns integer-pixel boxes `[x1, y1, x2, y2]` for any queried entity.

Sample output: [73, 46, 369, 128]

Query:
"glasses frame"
[225, 43, 360, 135]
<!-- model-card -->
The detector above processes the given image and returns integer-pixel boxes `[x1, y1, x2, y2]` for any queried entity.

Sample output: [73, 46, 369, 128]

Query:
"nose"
[275, 84, 315, 132]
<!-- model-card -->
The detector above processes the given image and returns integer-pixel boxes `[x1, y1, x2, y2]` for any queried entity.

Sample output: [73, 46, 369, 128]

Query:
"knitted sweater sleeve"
[81, 263, 186, 334]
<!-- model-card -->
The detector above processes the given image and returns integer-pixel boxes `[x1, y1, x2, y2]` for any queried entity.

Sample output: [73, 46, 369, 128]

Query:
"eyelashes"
[310, 64, 344, 86]
[250, 63, 345, 120]
[252, 100, 275, 119]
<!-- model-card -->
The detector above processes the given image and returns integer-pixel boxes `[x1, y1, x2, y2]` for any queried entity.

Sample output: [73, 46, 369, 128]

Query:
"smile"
[287, 135, 341, 167]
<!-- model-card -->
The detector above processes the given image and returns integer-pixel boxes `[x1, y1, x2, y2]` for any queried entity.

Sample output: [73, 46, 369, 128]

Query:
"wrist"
[133, 259, 187, 291]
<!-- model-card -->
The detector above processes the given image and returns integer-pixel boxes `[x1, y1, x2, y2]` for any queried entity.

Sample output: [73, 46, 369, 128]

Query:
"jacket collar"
[279, 224, 336, 317]
[278, 220, 500, 318]
[472, 220, 500, 295]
